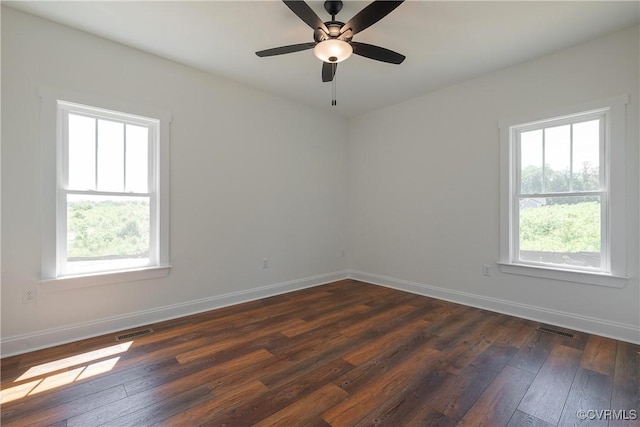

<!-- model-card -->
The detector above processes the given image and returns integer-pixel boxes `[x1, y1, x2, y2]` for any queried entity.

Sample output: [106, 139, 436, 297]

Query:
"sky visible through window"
[520, 119, 599, 193]
[68, 114, 148, 194]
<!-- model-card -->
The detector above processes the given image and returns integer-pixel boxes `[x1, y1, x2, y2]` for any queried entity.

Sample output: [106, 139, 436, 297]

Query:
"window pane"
[572, 120, 600, 191]
[519, 195, 601, 269]
[520, 129, 543, 194]
[97, 120, 124, 192]
[125, 124, 149, 193]
[544, 125, 571, 192]
[68, 114, 96, 190]
[66, 194, 150, 274]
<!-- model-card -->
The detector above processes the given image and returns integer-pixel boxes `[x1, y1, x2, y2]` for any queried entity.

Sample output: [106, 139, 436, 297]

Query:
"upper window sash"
[58, 101, 158, 195]
[514, 113, 606, 198]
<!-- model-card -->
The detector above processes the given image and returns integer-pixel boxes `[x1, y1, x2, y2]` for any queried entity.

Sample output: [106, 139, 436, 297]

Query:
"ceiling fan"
[256, 0, 406, 84]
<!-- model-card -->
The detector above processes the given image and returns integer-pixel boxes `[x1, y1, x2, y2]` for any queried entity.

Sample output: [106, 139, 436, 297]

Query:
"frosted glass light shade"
[313, 39, 353, 63]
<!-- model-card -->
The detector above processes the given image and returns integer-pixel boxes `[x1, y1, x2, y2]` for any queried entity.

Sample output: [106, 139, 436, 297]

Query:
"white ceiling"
[6, 1, 640, 117]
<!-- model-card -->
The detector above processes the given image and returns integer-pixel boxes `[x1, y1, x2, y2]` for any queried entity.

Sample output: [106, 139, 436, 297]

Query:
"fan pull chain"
[331, 63, 337, 106]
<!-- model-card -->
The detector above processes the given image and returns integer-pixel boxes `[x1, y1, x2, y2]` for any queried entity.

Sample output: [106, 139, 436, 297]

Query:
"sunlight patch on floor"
[1, 341, 133, 404]
[16, 341, 132, 382]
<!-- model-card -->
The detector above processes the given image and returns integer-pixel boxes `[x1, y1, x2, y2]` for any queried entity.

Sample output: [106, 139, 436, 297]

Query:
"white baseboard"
[348, 270, 640, 345]
[1, 270, 349, 357]
[4, 269, 636, 357]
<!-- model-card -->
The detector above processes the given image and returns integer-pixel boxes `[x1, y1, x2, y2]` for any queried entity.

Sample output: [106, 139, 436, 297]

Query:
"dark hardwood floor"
[1, 280, 638, 426]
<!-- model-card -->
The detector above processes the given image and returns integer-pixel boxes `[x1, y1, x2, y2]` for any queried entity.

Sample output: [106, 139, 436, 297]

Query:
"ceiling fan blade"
[339, 1, 404, 37]
[256, 42, 316, 57]
[322, 62, 337, 82]
[283, 1, 329, 34]
[351, 42, 405, 64]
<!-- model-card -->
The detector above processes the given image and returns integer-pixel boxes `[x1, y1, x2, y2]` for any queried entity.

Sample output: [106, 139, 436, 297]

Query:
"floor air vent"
[536, 326, 574, 338]
[116, 328, 154, 341]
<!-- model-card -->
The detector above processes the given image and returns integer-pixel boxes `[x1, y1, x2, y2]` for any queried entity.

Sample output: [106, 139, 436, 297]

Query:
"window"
[499, 96, 628, 287]
[40, 90, 170, 286]
[516, 113, 605, 270]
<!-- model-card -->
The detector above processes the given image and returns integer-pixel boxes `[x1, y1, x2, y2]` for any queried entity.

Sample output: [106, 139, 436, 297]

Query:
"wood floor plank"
[1, 356, 178, 423]
[610, 341, 640, 427]
[341, 317, 430, 365]
[560, 328, 590, 351]
[417, 299, 465, 323]
[509, 329, 558, 374]
[427, 365, 501, 420]
[174, 319, 298, 364]
[1, 385, 127, 427]
[279, 303, 371, 337]
[426, 309, 493, 352]
[557, 367, 613, 427]
[266, 303, 429, 383]
[458, 365, 535, 427]
[270, 303, 418, 364]
[471, 342, 520, 374]
[206, 358, 355, 426]
[66, 349, 272, 426]
[426, 341, 520, 421]
[494, 318, 537, 348]
[349, 359, 451, 426]
[444, 315, 515, 375]
[332, 328, 440, 396]
[402, 405, 458, 427]
[253, 383, 349, 427]
[580, 334, 618, 376]
[124, 348, 273, 396]
[356, 360, 453, 426]
[109, 385, 213, 427]
[506, 410, 555, 427]
[64, 378, 206, 427]
[322, 343, 441, 425]
[424, 306, 483, 337]
[517, 342, 583, 425]
[202, 353, 298, 397]
[2, 280, 636, 427]
[153, 380, 268, 426]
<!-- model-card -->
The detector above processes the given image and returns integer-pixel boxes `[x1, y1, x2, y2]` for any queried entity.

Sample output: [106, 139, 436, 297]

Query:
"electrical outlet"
[482, 265, 491, 277]
[23, 288, 36, 304]
[262, 258, 269, 269]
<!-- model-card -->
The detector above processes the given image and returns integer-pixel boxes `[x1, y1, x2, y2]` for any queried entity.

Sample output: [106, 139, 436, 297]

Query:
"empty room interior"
[1, 1, 639, 426]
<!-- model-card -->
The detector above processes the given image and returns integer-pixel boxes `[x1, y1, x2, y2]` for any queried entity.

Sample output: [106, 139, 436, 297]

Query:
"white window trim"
[498, 95, 629, 288]
[39, 88, 171, 289]
[39, 266, 171, 292]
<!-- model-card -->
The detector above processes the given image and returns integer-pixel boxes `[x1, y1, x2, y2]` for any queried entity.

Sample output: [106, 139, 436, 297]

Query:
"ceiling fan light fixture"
[313, 39, 353, 63]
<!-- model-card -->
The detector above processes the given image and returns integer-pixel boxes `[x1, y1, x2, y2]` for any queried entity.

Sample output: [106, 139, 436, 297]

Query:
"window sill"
[497, 262, 627, 288]
[40, 266, 171, 292]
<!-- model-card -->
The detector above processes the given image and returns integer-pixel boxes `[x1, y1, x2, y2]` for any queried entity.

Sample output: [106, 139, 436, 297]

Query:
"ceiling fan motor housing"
[326, 22, 344, 38]
[314, 21, 345, 42]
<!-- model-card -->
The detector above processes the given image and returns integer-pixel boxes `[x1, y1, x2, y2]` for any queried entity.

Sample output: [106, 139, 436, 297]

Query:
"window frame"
[498, 95, 628, 288]
[40, 89, 171, 289]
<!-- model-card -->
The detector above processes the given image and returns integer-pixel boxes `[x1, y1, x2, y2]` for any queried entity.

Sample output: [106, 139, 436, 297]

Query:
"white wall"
[1, 7, 349, 356]
[348, 25, 640, 343]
